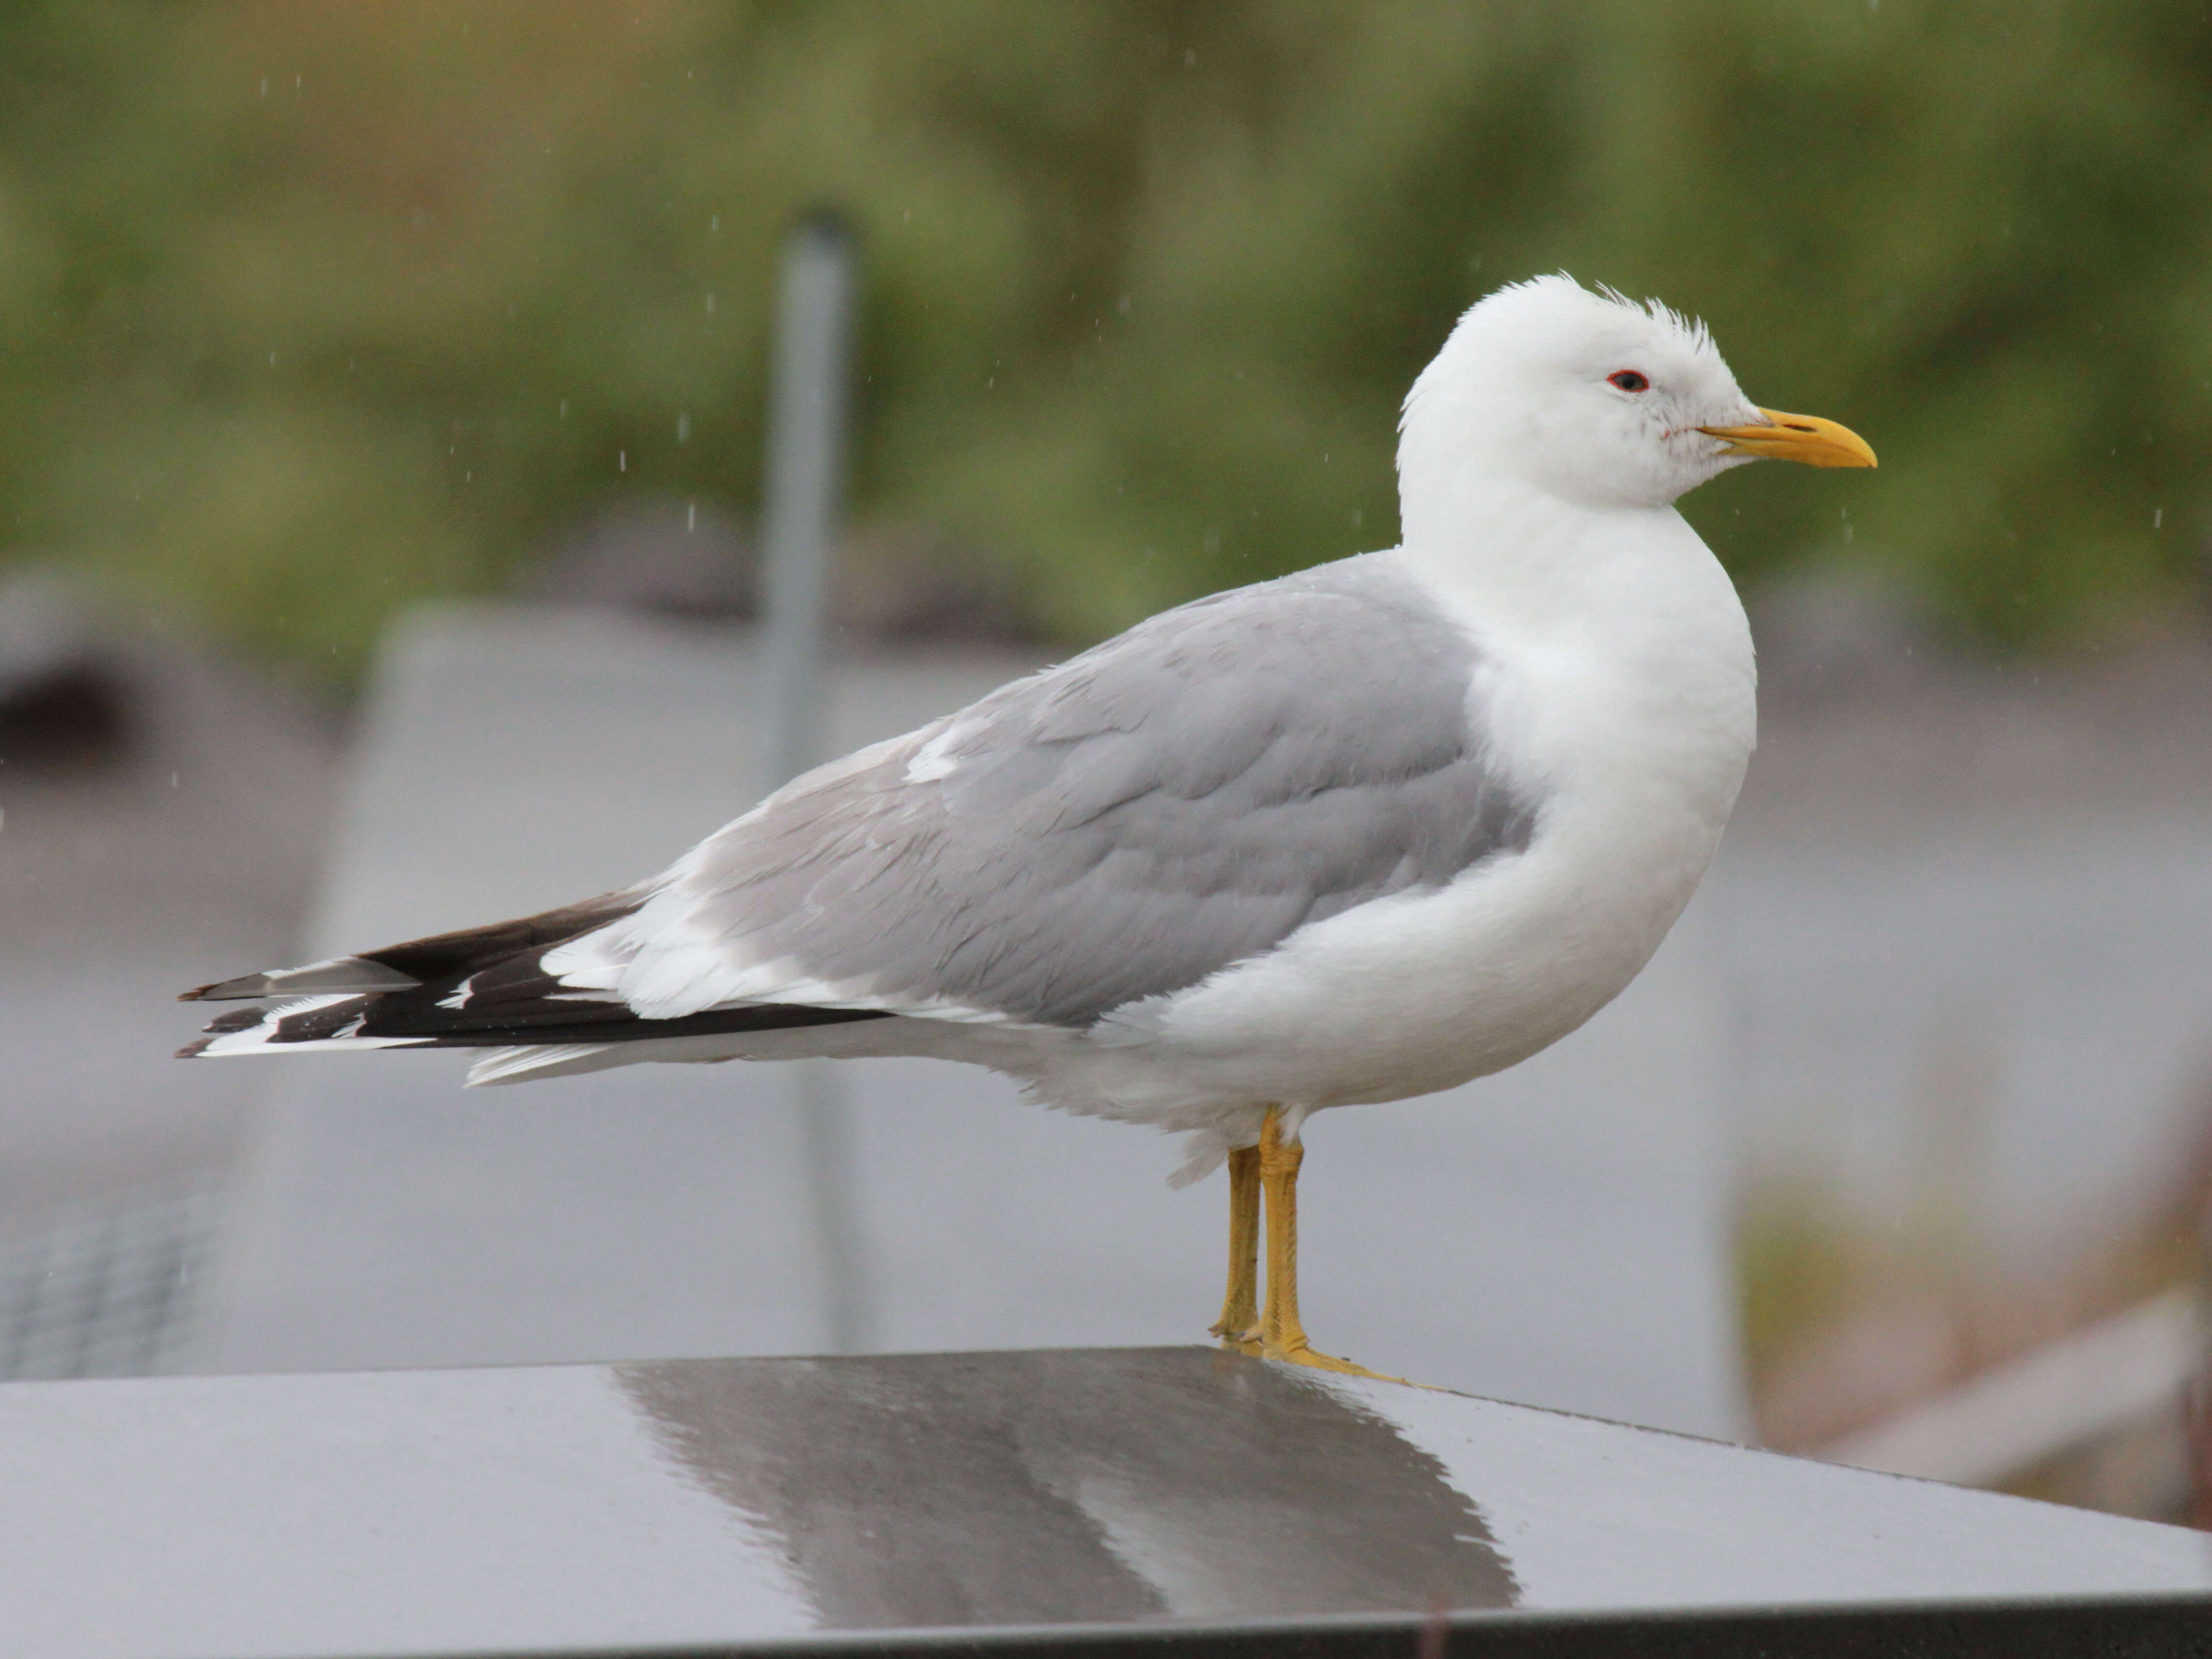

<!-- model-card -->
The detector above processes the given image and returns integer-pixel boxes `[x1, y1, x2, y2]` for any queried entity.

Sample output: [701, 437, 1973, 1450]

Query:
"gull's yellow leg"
[1209, 1144, 1261, 1350]
[1254, 1107, 1402, 1380]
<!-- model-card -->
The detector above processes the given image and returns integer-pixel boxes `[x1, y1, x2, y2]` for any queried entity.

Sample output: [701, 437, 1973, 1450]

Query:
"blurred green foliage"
[0, 1, 2207, 676]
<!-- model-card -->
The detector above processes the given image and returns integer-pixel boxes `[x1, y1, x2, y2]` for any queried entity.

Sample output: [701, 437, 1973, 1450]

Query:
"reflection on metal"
[794, 1049, 872, 1352]
[0, 1185, 216, 1380]
[619, 1347, 1517, 1627]
[757, 211, 870, 1352]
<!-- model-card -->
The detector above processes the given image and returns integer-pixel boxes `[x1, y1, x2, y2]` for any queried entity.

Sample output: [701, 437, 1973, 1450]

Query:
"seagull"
[180, 275, 1873, 1377]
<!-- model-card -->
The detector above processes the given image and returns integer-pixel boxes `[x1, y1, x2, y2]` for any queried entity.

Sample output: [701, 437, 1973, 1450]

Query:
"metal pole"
[756, 210, 870, 1355]
[758, 211, 855, 792]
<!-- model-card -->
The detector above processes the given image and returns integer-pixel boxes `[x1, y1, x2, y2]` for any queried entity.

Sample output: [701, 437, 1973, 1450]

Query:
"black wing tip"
[178, 1001, 268, 1055]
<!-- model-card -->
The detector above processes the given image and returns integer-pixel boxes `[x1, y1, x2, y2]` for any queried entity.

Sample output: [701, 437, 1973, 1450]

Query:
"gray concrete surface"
[0, 607, 336, 1223]
[196, 603, 1746, 1440]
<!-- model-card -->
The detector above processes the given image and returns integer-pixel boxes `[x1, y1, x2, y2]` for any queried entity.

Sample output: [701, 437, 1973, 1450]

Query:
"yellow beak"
[1697, 408, 1877, 469]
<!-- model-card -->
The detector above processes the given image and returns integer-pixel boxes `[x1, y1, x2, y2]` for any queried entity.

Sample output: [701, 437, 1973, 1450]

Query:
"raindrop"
[705, 293, 715, 314]
[559, 399, 568, 419]
[1203, 526, 1221, 555]
[268, 351, 277, 367]
[258, 77, 268, 97]
[1350, 508, 1364, 529]
[1184, 48, 1197, 67]
[2154, 507, 2165, 529]
[618, 450, 627, 473]
[677, 412, 691, 444]
[709, 215, 720, 236]
[687, 500, 697, 532]
[169, 772, 178, 789]
[1117, 294, 1131, 315]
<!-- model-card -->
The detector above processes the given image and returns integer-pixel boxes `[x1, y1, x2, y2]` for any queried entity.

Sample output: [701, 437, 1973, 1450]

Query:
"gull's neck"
[1394, 474, 1717, 642]
[1391, 467, 1758, 893]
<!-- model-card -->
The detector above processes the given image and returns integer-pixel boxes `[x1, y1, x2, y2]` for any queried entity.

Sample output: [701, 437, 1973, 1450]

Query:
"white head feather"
[1398, 275, 1766, 534]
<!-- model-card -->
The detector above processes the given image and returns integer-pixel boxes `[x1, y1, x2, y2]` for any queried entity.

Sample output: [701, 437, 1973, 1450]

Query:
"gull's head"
[1398, 274, 1874, 524]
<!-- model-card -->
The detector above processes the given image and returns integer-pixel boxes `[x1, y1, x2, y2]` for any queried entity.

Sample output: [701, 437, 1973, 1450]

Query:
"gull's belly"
[1136, 786, 1728, 1108]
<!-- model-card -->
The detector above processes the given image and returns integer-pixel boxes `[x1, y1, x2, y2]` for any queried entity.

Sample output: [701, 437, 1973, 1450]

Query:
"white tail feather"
[466, 1044, 617, 1086]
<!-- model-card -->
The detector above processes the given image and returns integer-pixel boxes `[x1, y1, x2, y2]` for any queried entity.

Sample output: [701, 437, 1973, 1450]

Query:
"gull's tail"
[176, 890, 890, 1084]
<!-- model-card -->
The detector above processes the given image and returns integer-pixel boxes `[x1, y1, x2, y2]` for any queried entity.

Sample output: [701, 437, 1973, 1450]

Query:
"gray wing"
[643, 555, 1537, 1028]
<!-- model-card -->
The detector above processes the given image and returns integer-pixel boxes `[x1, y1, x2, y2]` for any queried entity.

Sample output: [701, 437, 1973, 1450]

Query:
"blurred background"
[5, 0, 2212, 1527]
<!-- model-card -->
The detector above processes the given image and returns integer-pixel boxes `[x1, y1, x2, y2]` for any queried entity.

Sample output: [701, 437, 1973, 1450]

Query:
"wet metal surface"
[2, 1345, 2208, 1658]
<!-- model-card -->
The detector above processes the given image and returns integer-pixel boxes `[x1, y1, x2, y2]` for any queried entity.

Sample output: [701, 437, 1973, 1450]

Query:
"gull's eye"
[1607, 370, 1650, 393]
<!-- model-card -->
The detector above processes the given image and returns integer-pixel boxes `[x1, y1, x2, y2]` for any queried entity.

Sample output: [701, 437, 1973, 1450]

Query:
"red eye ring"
[1607, 370, 1650, 393]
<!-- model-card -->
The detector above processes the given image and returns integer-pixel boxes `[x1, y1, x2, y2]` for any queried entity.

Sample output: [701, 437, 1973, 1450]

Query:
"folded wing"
[181, 555, 1539, 1073]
